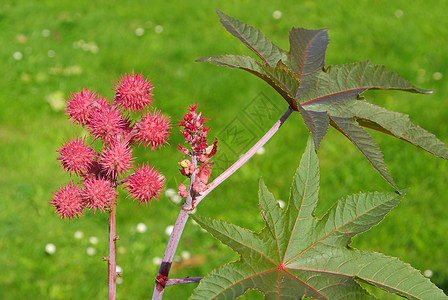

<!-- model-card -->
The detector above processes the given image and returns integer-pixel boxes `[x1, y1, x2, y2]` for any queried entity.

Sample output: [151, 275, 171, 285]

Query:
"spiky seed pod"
[125, 163, 165, 206]
[57, 137, 97, 176]
[50, 183, 84, 221]
[82, 178, 117, 213]
[99, 141, 133, 179]
[135, 109, 171, 150]
[113, 71, 154, 114]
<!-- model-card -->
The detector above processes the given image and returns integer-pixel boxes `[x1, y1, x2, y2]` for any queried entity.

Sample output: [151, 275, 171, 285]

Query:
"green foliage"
[191, 137, 447, 299]
[198, 10, 448, 190]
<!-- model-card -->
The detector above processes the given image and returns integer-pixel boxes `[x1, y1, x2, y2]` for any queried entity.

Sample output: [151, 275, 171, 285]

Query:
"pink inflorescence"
[113, 71, 155, 114]
[135, 109, 171, 150]
[99, 141, 134, 178]
[87, 97, 127, 143]
[51, 71, 171, 220]
[50, 183, 84, 221]
[125, 163, 165, 206]
[177, 104, 217, 198]
[57, 137, 96, 176]
[65, 88, 96, 126]
[82, 178, 118, 213]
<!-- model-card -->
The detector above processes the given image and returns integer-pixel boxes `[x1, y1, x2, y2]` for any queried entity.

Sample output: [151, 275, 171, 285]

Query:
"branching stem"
[151, 107, 294, 299]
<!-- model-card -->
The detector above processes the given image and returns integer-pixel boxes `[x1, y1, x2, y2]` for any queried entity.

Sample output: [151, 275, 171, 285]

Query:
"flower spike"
[113, 70, 154, 114]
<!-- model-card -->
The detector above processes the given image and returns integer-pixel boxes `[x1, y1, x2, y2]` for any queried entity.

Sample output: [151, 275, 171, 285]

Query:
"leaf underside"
[197, 9, 448, 189]
[190, 136, 447, 300]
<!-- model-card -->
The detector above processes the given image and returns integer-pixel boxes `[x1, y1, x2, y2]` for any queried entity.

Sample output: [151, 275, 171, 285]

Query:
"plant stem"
[166, 277, 203, 286]
[184, 154, 197, 211]
[152, 209, 190, 300]
[108, 199, 117, 300]
[151, 107, 293, 299]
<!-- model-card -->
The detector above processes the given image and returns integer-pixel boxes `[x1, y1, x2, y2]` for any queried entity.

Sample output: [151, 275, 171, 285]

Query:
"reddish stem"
[151, 107, 293, 299]
[166, 277, 203, 286]
[108, 199, 117, 300]
[152, 209, 190, 300]
[183, 154, 197, 211]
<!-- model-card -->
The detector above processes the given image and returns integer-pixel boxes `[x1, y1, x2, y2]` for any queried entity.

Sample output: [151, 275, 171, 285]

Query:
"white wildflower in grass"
[135, 27, 145, 36]
[424, 269, 434, 278]
[394, 9, 404, 18]
[45, 243, 56, 255]
[86, 247, 96, 256]
[89, 43, 99, 54]
[47, 50, 55, 58]
[89, 236, 99, 244]
[181, 250, 191, 260]
[136, 222, 147, 233]
[82, 43, 90, 52]
[165, 225, 174, 236]
[74, 230, 84, 239]
[41, 29, 50, 37]
[433, 72, 443, 81]
[13, 51, 23, 60]
[273, 10, 282, 20]
[170, 194, 182, 204]
[256, 147, 266, 155]
[73, 40, 84, 49]
[152, 256, 162, 265]
[154, 25, 164, 34]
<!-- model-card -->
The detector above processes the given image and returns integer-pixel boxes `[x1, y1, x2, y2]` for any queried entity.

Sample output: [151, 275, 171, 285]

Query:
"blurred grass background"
[0, 0, 447, 299]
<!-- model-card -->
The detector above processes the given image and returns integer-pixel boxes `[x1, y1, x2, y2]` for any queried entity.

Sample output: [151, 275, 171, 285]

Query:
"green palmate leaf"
[296, 107, 329, 149]
[216, 9, 285, 67]
[190, 136, 447, 300]
[336, 100, 448, 159]
[288, 27, 328, 77]
[197, 54, 300, 108]
[199, 10, 448, 189]
[288, 27, 329, 98]
[330, 116, 398, 190]
[298, 60, 431, 106]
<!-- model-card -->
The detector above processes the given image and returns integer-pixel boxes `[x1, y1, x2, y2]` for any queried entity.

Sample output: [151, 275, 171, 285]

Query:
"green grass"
[1, 0, 447, 299]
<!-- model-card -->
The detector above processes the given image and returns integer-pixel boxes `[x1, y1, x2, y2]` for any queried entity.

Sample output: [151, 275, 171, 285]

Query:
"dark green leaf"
[298, 60, 432, 106]
[197, 54, 299, 108]
[330, 116, 398, 190]
[288, 27, 329, 97]
[338, 100, 448, 159]
[191, 136, 446, 299]
[297, 107, 329, 150]
[198, 11, 447, 189]
[216, 9, 285, 67]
